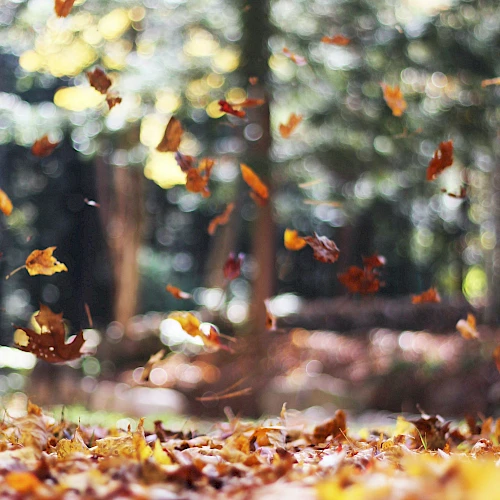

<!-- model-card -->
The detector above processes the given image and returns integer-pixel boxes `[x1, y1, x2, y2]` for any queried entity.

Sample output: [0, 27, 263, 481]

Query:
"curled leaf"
[31, 135, 59, 157]
[321, 35, 351, 45]
[208, 203, 235, 235]
[54, 0, 76, 17]
[457, 313, 479, 340]
[282, 47, 307, 66]
[303, 233, 340, 263]
[0, 188, 13, 216]
[381, 83, 407, 117]
[219, 100, 246, 118]
[279, 113, 303, 139]
[240, 164, 269, 206]
[166, 284, 192, 300]
[156, 116, 183, 153]
[338, 266, 381, 294]
[87, 68, 112, 94]
[426, 141, 453, 181]
[412, 287, 441, 304]
[284, 229, 307, 251]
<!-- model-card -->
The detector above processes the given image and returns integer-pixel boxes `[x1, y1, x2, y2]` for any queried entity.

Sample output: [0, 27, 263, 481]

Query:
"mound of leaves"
[2, 402, 500, 499]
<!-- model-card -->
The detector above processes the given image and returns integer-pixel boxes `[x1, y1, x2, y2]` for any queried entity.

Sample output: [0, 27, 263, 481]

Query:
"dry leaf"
[362, 254, 386, 269]
[208, 203, 235, 235]
[219, 100, 246, 118]
[185, 158, 214, 198]
[279, 113, 303, 138]
[481, 77, 500, 87]
[26, 247, 68, 276]
[237, 98, 265, 108]
[5, 472, 42, 494]
[457, 313, 479, 340]
[493, 345, 500, 373]
[223, 252, 244, 281]
[426, 141, 453, 181]
[15, 304, 85, 363]
[411, 287, 441, 304]
[303, 233, 340, 263]
[338, 266, 381, 294]
[264, 299, 277, 331]
[166, 284, 192, 300]
[240, 164, 269, 205]
[249, 77, 259, 85]
[313, 410, 347, 443]
[0, 188, 13, 216]
[31, 135, 59, 157]
[168, 312, 227, 351]
[106, 96, 122, 109]
[175, 152, 196, 173]
[87, 68, 112, 94]
[141, 349, 166, 382]
[441, 186, 467, 199]
[156, 117, 183, 153]
[284, 229, 307, 251]
[282, 47, 307, 66]
[321, 35, 351, 45]
[381, 83, 407, 117]
[54, 0, 76, 17]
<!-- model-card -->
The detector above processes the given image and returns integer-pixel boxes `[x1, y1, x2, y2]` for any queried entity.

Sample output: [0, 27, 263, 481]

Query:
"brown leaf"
[185, 158, 214, 198]
[249, 77, 259, 85]
[303, 233, 340, 263]
[156, 117, 183, 153]
[219, 100, 246, 118]
[240, 164, 269, 206]
[493, 345, 500, 373]
[166, 284, 192, 300]
[279, 113, 303, 138]
[15, 304, 85, 363]
[106, 96, 122, 109]
[54, 0, 75, 17]
[25, 247, 68, 277]
[362, 254, 386, 269]
[31, 135, 59, 157]
[282, 47, 307, 66]
[208, 203, 235, 235]
[141, 349, 166, 382]
[426, 141, 454, 181]
[338, 266, 381, 294]
[457, 313, 479, 340]
[412, 287, 441, 304]
[175, 152, 196, 173]
[87, 68, 112, 94]
[223, 252, 244, 281]
[313, 410, 347, 443]
[284, 229, 307, 251]
[321, 35, 351, 45]
[381, 83, 407, 117]
[0, 188, 13, 216]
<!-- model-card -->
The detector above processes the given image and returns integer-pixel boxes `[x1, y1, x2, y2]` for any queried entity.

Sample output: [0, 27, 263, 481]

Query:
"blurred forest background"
[0, 0, 499, 418]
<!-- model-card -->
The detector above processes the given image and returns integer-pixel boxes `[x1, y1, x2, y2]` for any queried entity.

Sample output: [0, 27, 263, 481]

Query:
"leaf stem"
[5, 265, 26, 280]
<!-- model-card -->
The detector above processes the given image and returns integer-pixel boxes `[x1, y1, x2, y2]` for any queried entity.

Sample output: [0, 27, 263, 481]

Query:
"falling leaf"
[166, 284, 192, 300]
[106, 95, 122, 109]
[218, 100, 246, 118]
[279, 113, 303, 138]
[264, 299, 277, 331]
[14, 304, 85, 363]
[84, 198, 100, 208]
[87, 68, 112, 94]
[156, 116, 183, 153]
[168, 312, 227, 351]
[141, 349, 166, 382]
[362, 254, 386, 269]
[175, 152, 196, 172]
[249, 77, 259, 85]
[493, 345, 500, 373]
[321, 35, 351, 45]
[441, 186, 467, 199]
[411, 287, 441, 304]
[185, 158, 214, 198]
[381, 83, 407, 117]
[0, 188, 13, 216]
[208, 203, 235, 235]
[31, 135, 59, 157]
[240, 163, 269, 206]
[84, 303, 93, 328]
[282, 47, 307, 66]
[303, 200, 341, 207]
[426, 141, 453, 181]
[303, 233, 340, 263]
[237, 98, 265, 108]
[223, 252, 244, 280]
[481, 77, 500, 87]
[6, 247, 68, 279]
[457, 313, 479, 340]
[54, 0, 76, 17]
[284, 229, 307, 251]
[338, 266, 381, 294]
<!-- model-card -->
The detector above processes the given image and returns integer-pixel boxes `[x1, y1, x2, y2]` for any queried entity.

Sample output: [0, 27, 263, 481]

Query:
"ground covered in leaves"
[2, 402, 500, 499]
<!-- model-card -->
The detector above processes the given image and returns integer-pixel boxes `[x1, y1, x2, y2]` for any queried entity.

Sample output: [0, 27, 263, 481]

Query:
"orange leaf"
[426, 140, 453, 181]
[240, 164, 269, 205]
[249, 77, 259, 85]
[208, 203, 235, 235]
[411, 287, 441, 304]
[185, 158, 214, 198]
[264, 299, 277, 331]
[482, 77, 500, 87]
[5, 471, 42, 494]
[456, 313, 479, 340]
[106, 95, 122, 109]
[494, 345, 500, 373]
[25, 247, 68, 276]
[31, 135, 59, 157]
[381, 83, 407, 117]
[338, 266, 381, 294]
[175, 152, 196, 172]
[0, 188, 13, 216]
[362, 254, 386, 269]
[284, 229, 307, 251]
[321, 35, 351, 46]
[237, 98, 265, 108]
[223, 252, 244, 281]
[87, 68, 112, 94]
[303, 233, 340, 263]
[283, 47, 307, 66]
[54, 0, 75, 17]
[157, 116, 183, 153]
[166, 284, 192, 300]
[14, 304, 85, 363]
[279, 113, 303, 138]
[219, 100, 246, 118]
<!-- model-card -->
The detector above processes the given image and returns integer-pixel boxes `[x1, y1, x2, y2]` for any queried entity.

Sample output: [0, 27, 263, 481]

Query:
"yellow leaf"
[284, 229, 307, 251]
[0, 188, 13, 216]
[25, 247, 68, 276]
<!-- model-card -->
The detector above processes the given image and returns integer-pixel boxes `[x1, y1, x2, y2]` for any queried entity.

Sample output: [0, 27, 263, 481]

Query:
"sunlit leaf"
[321, 35, 351, 45]
[237, 98, 265, 108]
[0, 188, 13, 216]
[284, 229, 307, 251]
[426, 141, 453, 181]
[279, 113, 303, 138]
[381, 83, 407, 117]
[25, 247, 68, 276]
[282, 47, 307, 66]
[5, 472, 42, 494]
[219, 99, 246, 118]
[223, 252, 244, 280]
[157, 117, 183, 153]
[185, 158, 214, 198]
[208, 203, 235, 235]
[31, 135, 59, 157]
[106, 95, 122, 109]
[166, 284, 192, 300]
[411, 287, 441, 304]
[240, 164, 269, 205]
[456, 313, 479, 340]
[54, 0, 76, 17]
[87, 68, 112, 95]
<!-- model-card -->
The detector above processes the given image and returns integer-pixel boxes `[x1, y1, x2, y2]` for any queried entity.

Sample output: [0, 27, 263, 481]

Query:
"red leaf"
[426, 141, 453, 181]
[31, 135, 59, 157]
[87, 68, 112, 95]
[411, 287, 441, 304]
[219, 100, 246, 118]
[223, 252, 244, 281]
[303, 233, 340, 263]
[338, 266, 381, 294]
[54, 0, 75, 17]
[362, 254, 386, 269]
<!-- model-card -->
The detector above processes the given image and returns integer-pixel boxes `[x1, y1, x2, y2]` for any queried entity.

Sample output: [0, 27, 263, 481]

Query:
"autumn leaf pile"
[3, 402, 500, 499]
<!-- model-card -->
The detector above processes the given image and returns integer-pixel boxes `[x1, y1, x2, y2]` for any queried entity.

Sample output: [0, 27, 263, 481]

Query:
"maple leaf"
[0, 188, 13, 216]
[219, 100, 246, 118]
[411, 287, 441, 304]
[381, 83, 407, 117]
[106, 95, 122, 109]
[54, 0, 75, 17]
[185, 158, 214, 198]
[156, 116, 183, 153]
[223, 252, 244, 280]
[362, 254, 386, 269]
[284, 229, 307, 251]
[456, 313, 479, 340]
[31, 135, 59, 157]
[87, 68, 112, 95]
[338, 266, 381, 294]
[240, 164, 269, 206]
[321, 35, 351, 45]
[279, 113, 303, 138]
[426, 141, 454, 181]
[14, 304, 85, 363]
[303, 233, 340, 263]
[208, 203, 235, 235]
[282, 47, 307, 66]
[175, 151, 196, 172]
[481, 77, 500, 87]
[6, 247, 68, 279]
[166, 284, 192, 300]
